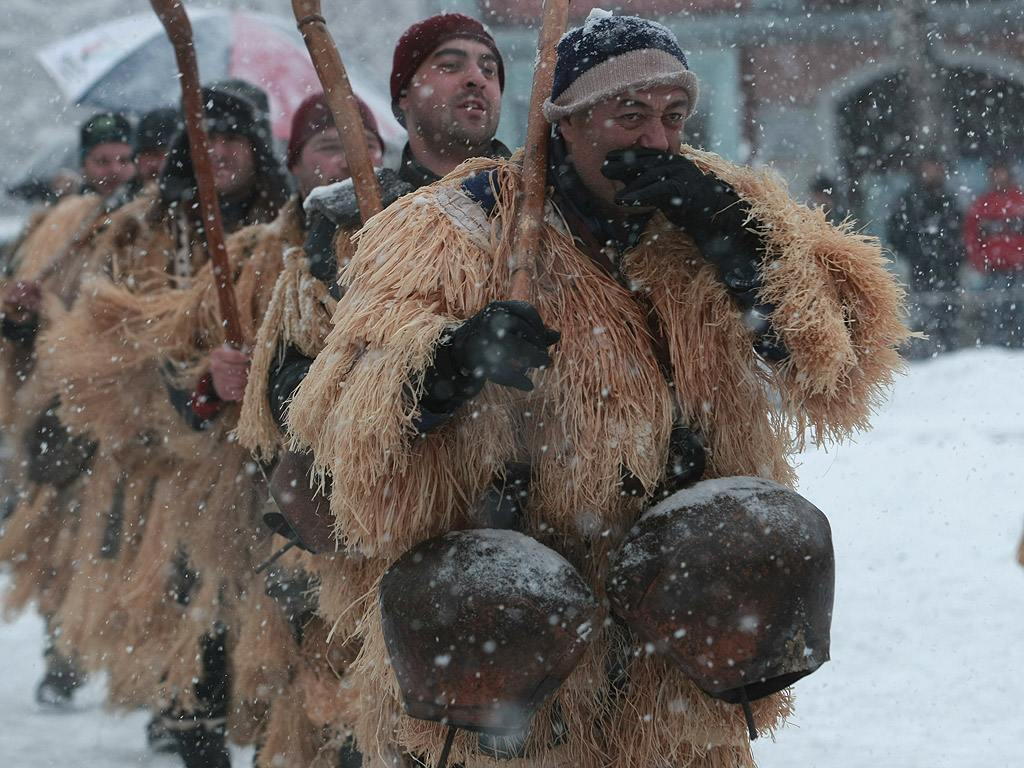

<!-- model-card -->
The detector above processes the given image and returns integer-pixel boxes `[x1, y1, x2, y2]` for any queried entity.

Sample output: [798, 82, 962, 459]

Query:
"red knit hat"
[390, 13, 505, 106]
[286, 92, 382, 169]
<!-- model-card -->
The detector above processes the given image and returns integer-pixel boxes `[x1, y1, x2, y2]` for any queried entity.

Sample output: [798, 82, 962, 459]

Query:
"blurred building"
[438, 0, 1024, 230]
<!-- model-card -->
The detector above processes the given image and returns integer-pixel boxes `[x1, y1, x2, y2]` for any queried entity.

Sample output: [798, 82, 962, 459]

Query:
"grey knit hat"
[543, 10, 698, 123]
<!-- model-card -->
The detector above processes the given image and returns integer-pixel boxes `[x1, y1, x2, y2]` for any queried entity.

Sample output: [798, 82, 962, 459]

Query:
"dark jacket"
[887, 185, 963, 292]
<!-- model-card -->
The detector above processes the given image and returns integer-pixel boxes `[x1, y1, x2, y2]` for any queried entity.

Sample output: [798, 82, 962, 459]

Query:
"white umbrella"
[36, 7, 403, 144]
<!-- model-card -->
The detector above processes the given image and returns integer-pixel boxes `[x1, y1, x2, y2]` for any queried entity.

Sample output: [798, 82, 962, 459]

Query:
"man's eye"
[620, 113, 642, 123]
[481, 65, 497, 78]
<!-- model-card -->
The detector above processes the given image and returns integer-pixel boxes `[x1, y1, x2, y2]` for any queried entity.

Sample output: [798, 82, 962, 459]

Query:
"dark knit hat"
[390, 13, 505, 107]
[286, 92, 383, 169]
[80, 111, 133, 163]
[543, 11, 698, 123]
[135, 107, 181, 154]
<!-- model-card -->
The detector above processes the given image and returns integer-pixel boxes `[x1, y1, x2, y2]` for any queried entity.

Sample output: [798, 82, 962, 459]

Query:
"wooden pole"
[509, 0, 571, 302]
[292, 0, 383, 222]
[150, 0, 243, 347]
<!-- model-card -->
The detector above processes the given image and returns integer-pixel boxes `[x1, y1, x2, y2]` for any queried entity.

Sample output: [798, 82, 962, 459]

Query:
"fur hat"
[390, 13, 505, 110]
[158, 84, 289, 214]
[80, 112, 133, 163]
[135, 107, 181, 154]
[286, 92, 382, 169]
[543, 11, 698, 123]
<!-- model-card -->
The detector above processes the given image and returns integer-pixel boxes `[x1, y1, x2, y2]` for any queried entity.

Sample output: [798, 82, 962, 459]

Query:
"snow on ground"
[754, 347, 1024, 768]
[1, 347, 1022, 767]
[0, 612, 255, 766]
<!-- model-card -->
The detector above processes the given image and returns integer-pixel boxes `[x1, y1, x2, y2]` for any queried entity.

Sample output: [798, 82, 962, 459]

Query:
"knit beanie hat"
[543, 10, 698, 123]
[390, 13, 505, 108]
[135, 107, 181, 154]
[286, 92, 383, 169]
[80, 111, 133, 163]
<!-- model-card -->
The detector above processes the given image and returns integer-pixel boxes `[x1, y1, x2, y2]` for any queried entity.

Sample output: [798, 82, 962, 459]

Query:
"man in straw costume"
[287, 11, 909, 768]
[40, 82, 289, 768]
[0, 111, 136, 707]
[138, 89, 388, 768]
[233, 15, 511, 766]
[241, 11, 510, 455]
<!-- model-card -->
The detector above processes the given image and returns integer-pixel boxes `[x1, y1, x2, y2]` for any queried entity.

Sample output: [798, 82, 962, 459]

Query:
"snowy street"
[2, 347, 1023, 766]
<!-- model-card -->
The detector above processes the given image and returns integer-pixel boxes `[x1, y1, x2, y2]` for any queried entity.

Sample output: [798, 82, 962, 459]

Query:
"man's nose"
[463, 66, 488, 90]
[636, 119, 671, 152]
[209, 138, 230, 158]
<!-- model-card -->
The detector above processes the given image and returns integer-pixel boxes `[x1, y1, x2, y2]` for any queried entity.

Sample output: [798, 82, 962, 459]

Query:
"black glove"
[602, 149, 765, 300]
[658, 423, 707, 497]
[420, 300, 561, 414]
[302, 213, 343, 295]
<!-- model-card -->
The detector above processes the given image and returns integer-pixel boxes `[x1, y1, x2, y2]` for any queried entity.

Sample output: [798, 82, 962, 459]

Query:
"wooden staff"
[509, 0, 571, 302]
[292, 0, 383, 223]
[150, 0, 243, 347]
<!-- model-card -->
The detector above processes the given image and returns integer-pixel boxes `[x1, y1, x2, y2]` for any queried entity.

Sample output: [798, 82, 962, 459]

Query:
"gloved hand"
[302, 214, 342, 291]
[420, 300, 561, 414]
[602, 149, 765, 298]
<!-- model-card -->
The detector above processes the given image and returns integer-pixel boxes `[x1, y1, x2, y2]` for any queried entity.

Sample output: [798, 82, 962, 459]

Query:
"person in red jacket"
[963, 160, 1024, 345]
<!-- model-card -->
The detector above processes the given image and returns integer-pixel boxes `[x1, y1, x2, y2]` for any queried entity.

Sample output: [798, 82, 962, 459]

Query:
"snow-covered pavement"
[2, 347, 1023, 767]
[0, 609, 254, 766]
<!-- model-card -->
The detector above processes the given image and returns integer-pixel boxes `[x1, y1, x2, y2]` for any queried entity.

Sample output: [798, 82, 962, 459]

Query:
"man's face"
[398, 38, 502, 153]
[558, 85, 690, 212]
[136, 147, 170, 184]
[81, 141, 136, 196]
[290, 127, 384, 198]
[209, 132, 256, 200]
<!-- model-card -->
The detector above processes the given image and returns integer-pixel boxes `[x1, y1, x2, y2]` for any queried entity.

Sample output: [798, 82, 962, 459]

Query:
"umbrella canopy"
[36, 8, 403, 144]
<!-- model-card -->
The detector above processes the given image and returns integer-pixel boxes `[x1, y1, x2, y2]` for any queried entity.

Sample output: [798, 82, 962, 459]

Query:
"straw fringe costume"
[234, 220, 381, 767]
[236, 224, 351, 459]
[65, 196, 348, 757]
[124, 196, 351, 757]
[287, 150, 909, 768]
[37, 192, 291, 745]
[0, 193, 110, 621]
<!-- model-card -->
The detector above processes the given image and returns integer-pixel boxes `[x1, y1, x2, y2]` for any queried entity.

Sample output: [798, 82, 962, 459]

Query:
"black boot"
[173, 721, 231, 768]
[337, 734, 362, 768]
[146, 712, 180, 754]
[35, 651, 82, 707]
[171, 629, 232, 767]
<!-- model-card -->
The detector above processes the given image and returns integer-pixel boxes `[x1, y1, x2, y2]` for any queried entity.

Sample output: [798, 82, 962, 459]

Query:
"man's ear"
[392, 95, 407, 129]
[558, 114, 576, 150]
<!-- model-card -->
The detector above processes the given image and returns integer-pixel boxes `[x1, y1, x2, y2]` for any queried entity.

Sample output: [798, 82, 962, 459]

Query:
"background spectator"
[963, 159, 1024, 346]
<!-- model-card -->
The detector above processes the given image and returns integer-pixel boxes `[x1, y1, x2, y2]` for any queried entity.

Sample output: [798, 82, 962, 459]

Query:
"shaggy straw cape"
[285, 147, 909, 768]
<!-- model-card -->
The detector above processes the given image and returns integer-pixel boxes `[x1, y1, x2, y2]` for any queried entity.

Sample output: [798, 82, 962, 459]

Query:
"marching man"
[287, 11, 909, 768]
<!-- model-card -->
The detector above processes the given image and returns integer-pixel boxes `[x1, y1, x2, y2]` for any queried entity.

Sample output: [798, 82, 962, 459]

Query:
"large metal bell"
[378, 529, 600, 734]
[607, 476, 834, 703]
